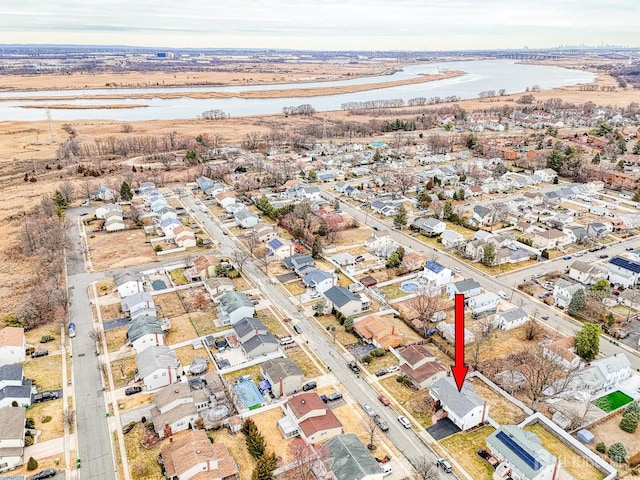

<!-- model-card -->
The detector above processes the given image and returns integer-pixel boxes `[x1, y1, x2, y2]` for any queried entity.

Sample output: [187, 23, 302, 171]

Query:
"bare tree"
[79, 178, 95, 204]
[89, 327, 104, 344]
[285, 438, 317, 480]
[97, 360, 108, 377]
[469, 317, 498, 369]
[365, 416, 378, 450]
[414, 456, 440, 480]
[58, 181, 75, 205]
[62, 409, 76, 428]
[392, 172, 417, 196]
[409, 291, 444, 332]
[231, 249, 249, 273]
[254, 247, 272, 274]
[245, 232, 261, 256]
[241, 132, 262, 151]
[116, 358, 127, 379]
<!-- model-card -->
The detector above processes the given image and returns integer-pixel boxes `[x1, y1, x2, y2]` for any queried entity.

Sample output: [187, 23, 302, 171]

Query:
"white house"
[95, 203, 122, 219]
[266, 237, 293, 260]
[323, 286, 371, 317]
[568, 261, 596, 285]
[396, 345, 446, 389]
[260, 358, 304, 398]
[467, 292, 500, 317]
[104, 211, 126, 232]
[486, 426, 559, 480]
[299, 267, 336, 295]
[429, 377, 489, 431]
[94, 185, 118, 201]
[121, 292, 155, 315]
[436, 323, 475, 345]
[114, 271, 144, 297]
[127, 316, 166, 354]
[151, 382, 209, 439]
[534, 168, 558, 183]
[447, 279, 482, 299]
[440, 229, 464, 248]
[364, 230, 393, 250]
[0, 364, 32, 409]
[0, 327, 25, 367]
[543, 336, 583, 371]
[606, 256, 640, 289]
[589, 353, 631, 389]
[0, 406, 26, 473]
[494, 307, 529, 330]
[233, 317, 279, 359]
[552, 280, 584, 309]
[204, 277, 235, 299]
[412, 218, 446, 236]
[216, 291, 255, 326]
[532, 229, 568, 250]
[234, 209, 260, 229]
[173, 226, 197, 248]
[418, 260, 453, 294]
[135, 346, 181, 391]
[280, 393, 343, 444]
[214, 191, 237, 209]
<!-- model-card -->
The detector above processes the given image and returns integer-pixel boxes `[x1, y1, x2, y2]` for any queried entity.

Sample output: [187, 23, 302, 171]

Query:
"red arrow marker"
[451, 293, 468, 392]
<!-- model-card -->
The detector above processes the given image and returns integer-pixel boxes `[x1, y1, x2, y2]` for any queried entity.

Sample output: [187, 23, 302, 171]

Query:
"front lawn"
[24, 354, 62, 391]
[440, 426, 496, 480]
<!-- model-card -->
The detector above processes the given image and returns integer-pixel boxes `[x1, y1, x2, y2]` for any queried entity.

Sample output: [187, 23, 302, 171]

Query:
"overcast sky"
[2, 0, 638, 51]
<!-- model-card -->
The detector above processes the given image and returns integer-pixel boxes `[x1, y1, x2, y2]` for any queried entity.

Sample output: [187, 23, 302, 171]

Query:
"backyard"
[124, 422, 164, 480]
[27, 399, 65, 442]
[469, 377, 528, 425]
[440, 426, 496, 480]
[164, 313, 199, 344]
[592, 390, 633, 413]
[587, 409, 640, 468]
[285, 348, 323, 378]
[209, 428, 255, 480]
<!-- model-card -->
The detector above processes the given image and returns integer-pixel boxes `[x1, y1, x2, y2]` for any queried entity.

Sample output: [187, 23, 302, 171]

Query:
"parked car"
[362, 403, 375, 416]
[33, 391, 59, 403]
[452, 267, 461, 274]
[613, 290, 621, 296]
[497, 291, 509, 300]
[398, 415, 411, 429]
[31, 350, 49, 358]
[436, 458, 453, 473]
[563, 255, 572, 260]
[327, 391, 343, 401]
[626, 246, 634, 251]
[378, 395, 390, 406]
[599, 254, 609, 259]
[355, 255, 365, 263]
[541, 316, 549, 321]
[385, 365, 399, 373]
[348, 362, 361, 374]
[293, 324, 303, 334]
[302, 381, 317, 392]
[125, 386, 142, 396]
[375, 369, 387, 377]
[32, 469, 57, 480]
[320, 395, 329, 403]
[279, 337, 294, 346]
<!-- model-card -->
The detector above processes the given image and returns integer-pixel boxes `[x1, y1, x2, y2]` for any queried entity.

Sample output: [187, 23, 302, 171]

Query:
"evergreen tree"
[120, 181, 133, 201]
[568, 288, 587, 312]
[27, 457, 38, 471]
[482, 243, 496, 266]
[251, 452, 278, 480]
[344, 316, 354, 333]
[372, 149, 382, 163]
[591, 152, 601, 164]
[53, 190, 67, 208]
[393, 204, 408, 229]
[307, 170, 317, 182]
[607, 443, 627, 463]
[633, 189, 640, 203]
[385, 252, 401, 268]
[633, 142, 640, 155]
[311, 236, 323, 259]
[620, 411, 638, 433]
[575, 323, 601, 361]
[442, 200, 453, 220]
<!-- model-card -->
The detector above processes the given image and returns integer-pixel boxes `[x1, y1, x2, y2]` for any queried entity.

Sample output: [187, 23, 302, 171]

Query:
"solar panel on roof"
[268, 238, 283, 249]
[425, 260, 444, 273]
[496, 431, 541, 471]
[609, 256, 640, 274]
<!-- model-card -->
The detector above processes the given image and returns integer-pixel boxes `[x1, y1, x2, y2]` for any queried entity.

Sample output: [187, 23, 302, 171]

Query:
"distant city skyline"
[2, 0, 638, 51]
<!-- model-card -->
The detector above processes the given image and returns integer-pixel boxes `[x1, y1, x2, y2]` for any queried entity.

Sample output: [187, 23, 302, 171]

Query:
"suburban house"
[323, 286, 370, 317]
[567, 353, 631, 394]
[127, 316, 165, 354]
[440, 229, 465, 248]
[0, 364, 32, 409]
[532, 229, 568, 250]
[120, 291, 155, 315]
[159, 429, 238, 480]
[204, 277, 235, 299]
[493, 307, 529, 331]
[568, 261, 596, 284]
[429, 377, 489, 431]
[446, 279, 482, 299]
[234, 209, 260, 229]
[606, 256, 640, 288]
[135, 345, 181, 391]
[185, 255, 220, 281]
[323, 434, 385, 480]
[400, 252, 427, 273]
[437, 322, 475, 345]
[104, 210, 126, 232]
[552, 280, 584, 309]
[253, 223, 279, 243]
[95, 203, 122, 219]
[173, 226, 197, 248]
[418, 261, 453, 294]
[94, 185, 118, 201]
[196, 176, 215, 192]
[395, 345, 446, 389]
[0, 406, 26, 473]
[0, 327, 25, 367]
[233, 317, 279, 359]
[114, 271, 144, 297]
[534, 168, 558, 182]
[279, 393, 343, 444]
[467, 292, 500, 317]
[266, 237, 293, 259]
[352, 315, 403, 350]
[620, 289, 640, 310]
[299, 267, 336, 295]
[486, 425, 559, 480]
[472, 205, 494, 226]
[412, 218, 446, 236]
[364, 229, 394, 250]
[260, 358, 304, 398]
[587, 222, 609, 240]
[151, 382, 209, 439]
[283, 253, 315, 273]
[543, 336, 583, 371]
[214, 191, 237, 209]
[216, 291, 255, 326]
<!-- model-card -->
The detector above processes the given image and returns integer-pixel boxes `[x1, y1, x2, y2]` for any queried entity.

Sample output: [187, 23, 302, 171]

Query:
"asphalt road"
[322, 188, 640, 371]
[181, 194, 446, 477]
[65, 209, 114, 480]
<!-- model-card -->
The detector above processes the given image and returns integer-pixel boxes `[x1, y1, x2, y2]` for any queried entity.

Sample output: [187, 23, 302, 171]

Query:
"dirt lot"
[100, 302, 124, 322]
[587, 410, 640, 468]
[24, 354, 62, 391]
[468, 377, 528, 425]
[7, 452, 72, 476]
[27, 398, 65, 442]
[525, 423, 604, 480]
[222, 365, 262, 384]
[87, 229, 156, 270]
[440, 426, 496, 480]
[190, 311, 223, 337]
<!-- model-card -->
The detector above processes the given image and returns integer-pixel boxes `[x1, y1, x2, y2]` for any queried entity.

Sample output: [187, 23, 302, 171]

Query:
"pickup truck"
[347, 362, 361, 374]
[373, 414, 389, 432]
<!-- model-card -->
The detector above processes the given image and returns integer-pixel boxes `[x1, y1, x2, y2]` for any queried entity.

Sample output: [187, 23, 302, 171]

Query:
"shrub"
[123, 421, 137, 435]
[596, 441, 606, 453]
[625, 401, 640, 416]
[25, 417, 35, 429]
[27, 457, 38, 470]
[361, 354, 372, 364]
[608, 442, 627, 463]
[153, 244, 163, 252]
[40, 335, 55, 343]
[24, 435, 34, 446]
[41, 415, 52, 423]
[370, 348, 386, 358]
[620, 412, 638, 433]
[11, 400, 18, 407]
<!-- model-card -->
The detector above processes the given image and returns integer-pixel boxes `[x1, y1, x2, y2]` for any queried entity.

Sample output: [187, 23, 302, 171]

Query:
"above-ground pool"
[592, 390, 633, 413]
[234, 379, 265, 410]
[400, 281, 420, 293]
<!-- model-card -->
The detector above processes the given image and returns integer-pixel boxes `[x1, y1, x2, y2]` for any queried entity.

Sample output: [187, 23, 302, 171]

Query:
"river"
[0, 60, 594, 121]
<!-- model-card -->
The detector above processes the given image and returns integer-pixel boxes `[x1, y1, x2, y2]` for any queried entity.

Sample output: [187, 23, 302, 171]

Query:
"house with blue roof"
[418, 260, 453, 293]
[606, 256, 640, 288]
[323, 286, 370, 317]
[196, 176, 214, 192]
[266, 237, 292, 260]
[486, 425, 558, 480]
[283, 253, 315, 273]
[160, 217, 183, 237]
[299, 267, 335, 295]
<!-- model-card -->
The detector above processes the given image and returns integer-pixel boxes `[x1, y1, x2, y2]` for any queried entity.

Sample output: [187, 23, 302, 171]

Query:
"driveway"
[426, 417, 462, 440]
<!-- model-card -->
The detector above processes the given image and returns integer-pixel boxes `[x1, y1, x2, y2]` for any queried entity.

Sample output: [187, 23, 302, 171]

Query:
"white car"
[362, 403, 375, 416]
[385, 365, 400, 373]
[452, 267, 461, 274]
[398, 415, 411, 429]
[497, 291, 509, 300]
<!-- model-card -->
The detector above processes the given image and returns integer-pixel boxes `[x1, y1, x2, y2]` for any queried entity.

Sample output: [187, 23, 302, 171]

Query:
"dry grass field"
[164, 313, 198, 345]
[27, 399, 65, 441]
[123, 423, 165, 480]
[441, 426, 496, 480]
[468, 377, 528, 425]
[209, 428, 256, 480]
[87, 229, 155, 270]
[25, 322, 63, 351]
[24, 354, 63, 391]
[105, 326, 128, 354]
[285, 348, 322, 378]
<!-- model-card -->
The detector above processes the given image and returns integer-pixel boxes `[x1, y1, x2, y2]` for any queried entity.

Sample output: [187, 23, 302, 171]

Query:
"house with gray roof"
[323, 434, 384, 480]
[0, 365, 32, 409]
[113, 271, 144, 297]
[0, 406, 26, 473]
[323, 286, 370, 317]
[299, 267, 335, 295]
[429, 377, 488, 431]
[233, 318, 279, 360]
[127, 315, 165, 354]
[234, 208, 259, 229]
[440, 229, 464, 248]
[135, 346, 181, 391]
[486, 425, 558, 480]
[412, 218, 446, 236]
[260, 358, 304, 398]
[283, 253, 315, 273]
[151, 382, 209, 439]
[552, 279, 584, 309]
[121, 291, 155, 315]
[446, 279, 482, 299]
[216, 291, 255, 326]
[568, 260, 596, 284]
[493, 307, 529, 331]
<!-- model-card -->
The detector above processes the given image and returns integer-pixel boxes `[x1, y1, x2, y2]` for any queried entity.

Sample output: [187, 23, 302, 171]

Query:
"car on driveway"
[302, 381, 317, 391]
[327, 391, 343, 401]
[599, 254, 609, 259]
[385, 365, 399, 373]
[32, 469, 57, 480]
[31, 350, 49, 358]
[362, 403, 375, 416]
[398, 415, 411, 429]
[33, 391, 59, 403]
[125, 386, 142, 396]
[541, 316, 549, 321]
[375, 369, 387, 377]
[452, 267, 461, 274]
[378, 395, 390, 406]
